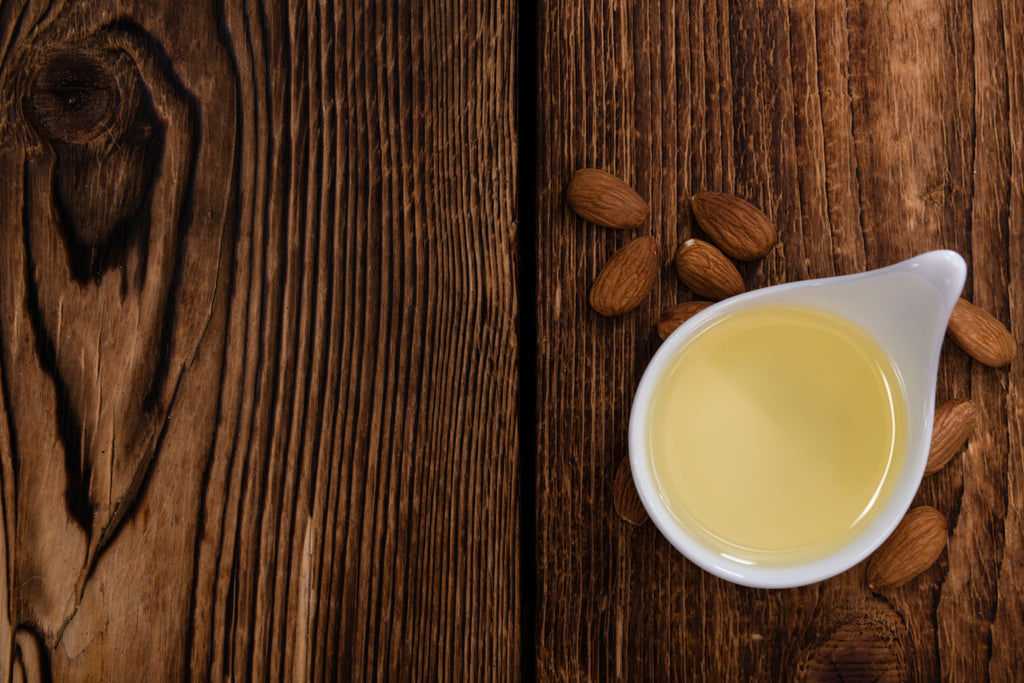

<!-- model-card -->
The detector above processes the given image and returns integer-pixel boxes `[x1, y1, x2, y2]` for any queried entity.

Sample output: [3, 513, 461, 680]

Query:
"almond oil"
[647, 305, 907, 565]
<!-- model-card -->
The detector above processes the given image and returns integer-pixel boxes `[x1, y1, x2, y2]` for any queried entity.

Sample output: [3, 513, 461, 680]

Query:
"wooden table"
[0, 0, 1020, 680]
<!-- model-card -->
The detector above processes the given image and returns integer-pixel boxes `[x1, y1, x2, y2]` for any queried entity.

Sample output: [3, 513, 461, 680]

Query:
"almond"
[656, 301, 714, 340]
[925, 399, 977, 475]
[673, 239, 745, 300]
[567, 169, 649, 229]
[865, 506, 947, 591]
[613, 457, 648, 526]
[691, 192, 777, 260]
[946, 298, 1016, 367]
[589, 236, 659, 317]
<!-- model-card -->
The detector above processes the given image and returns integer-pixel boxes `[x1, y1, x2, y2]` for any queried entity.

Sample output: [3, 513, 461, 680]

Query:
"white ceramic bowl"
[629, 251, 967, 588]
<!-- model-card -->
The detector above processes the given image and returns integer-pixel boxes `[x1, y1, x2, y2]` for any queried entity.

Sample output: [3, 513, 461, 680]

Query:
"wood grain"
[535, 0, 1023, 680]
[0, 0, 1020, 678]
[0, 0, 518, 680]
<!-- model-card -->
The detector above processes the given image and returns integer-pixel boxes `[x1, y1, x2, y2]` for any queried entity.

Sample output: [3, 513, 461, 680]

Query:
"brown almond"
[865, 506, 947, 591]
[613, 457, 648, 526]
[925, 399, 977, 475]
[946, 298, 1016, 367]
[657, 301, 715, 340]
[691, 192, 777, 260]
[589, 236, 659, 317]
[673, 239, 745, 300]
[567, 169, 649, 229]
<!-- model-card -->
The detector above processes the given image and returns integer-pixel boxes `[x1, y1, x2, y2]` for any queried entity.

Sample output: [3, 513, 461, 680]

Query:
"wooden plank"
[535, 0, 1023, 679]
[0, 0, 519, 680]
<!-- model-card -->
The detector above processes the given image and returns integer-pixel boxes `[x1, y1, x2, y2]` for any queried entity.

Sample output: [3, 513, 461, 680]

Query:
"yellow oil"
[648, 304, 906, 565]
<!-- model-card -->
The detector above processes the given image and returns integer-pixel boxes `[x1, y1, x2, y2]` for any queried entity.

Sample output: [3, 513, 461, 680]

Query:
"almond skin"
[866, 506, 947, 591]
[589, 236, 659, 317]
[673, 239, 745, 300]
[946, 298, 1016, 367]
[656, 301, 714, 340]
[691, 192, 777, 260]
[925, 399, 977, 475]
[567, 169, 649, 229]
[613, 457, 648, 526]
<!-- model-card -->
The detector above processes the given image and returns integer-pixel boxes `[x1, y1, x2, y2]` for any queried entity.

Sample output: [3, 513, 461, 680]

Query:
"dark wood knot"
[29, 49, 119, 144]
[21, 44, 162, 260]
[796, 610, 909, 682]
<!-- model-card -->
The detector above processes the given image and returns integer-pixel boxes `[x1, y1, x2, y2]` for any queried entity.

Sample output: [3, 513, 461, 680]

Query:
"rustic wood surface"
[0, 0, 518, 680]
[0, 0, 1022, 680]
[535, 0, 1023, 680]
